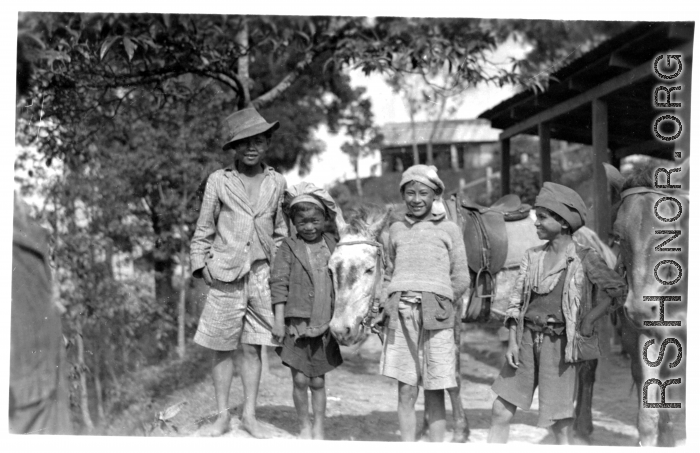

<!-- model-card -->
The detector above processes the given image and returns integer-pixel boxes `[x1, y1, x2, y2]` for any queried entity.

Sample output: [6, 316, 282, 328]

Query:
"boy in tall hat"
[488, 182, 627, 444]
[190, 107, 288, 437]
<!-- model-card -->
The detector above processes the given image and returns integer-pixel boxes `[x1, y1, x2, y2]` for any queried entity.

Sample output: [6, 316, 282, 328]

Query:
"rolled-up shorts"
[491, 326, 578, 427]
[194, 260, 280, 351]
[380, 299, 457, 390]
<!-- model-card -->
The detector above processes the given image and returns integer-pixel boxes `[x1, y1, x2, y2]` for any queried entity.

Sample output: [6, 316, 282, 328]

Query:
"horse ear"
[336, 217, 348, 237]
[368, 206, 395, 239]
[603, 163, 624, 195]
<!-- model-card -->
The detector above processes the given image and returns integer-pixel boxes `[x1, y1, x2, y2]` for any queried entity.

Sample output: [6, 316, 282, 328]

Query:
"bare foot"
[452, 418, 470, 443]
[200, 413, 231, 437]
[312, 423, 324, 440]
[241, 416, 272, 439]
[299, 422, 312, 439]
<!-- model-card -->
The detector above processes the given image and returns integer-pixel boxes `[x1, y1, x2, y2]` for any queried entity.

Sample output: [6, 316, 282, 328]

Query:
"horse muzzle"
[329, 316, 365, 346]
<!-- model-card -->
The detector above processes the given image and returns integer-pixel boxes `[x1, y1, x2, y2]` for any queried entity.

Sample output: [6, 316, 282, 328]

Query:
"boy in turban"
[488, 182, 627, 444]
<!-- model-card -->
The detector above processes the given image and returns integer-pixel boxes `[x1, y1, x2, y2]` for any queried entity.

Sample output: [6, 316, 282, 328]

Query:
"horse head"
[605, 163, 689, 336]
[328, 206, 395, 346]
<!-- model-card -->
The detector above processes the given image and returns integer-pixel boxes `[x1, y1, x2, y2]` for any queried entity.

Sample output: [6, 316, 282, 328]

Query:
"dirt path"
[106, 324, 685, 445]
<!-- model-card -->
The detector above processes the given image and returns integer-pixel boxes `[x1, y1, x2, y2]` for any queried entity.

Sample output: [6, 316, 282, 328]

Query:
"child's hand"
[580, 319, 593, 337]
[202, 265, 213, 286]
[370, 309, 387, 330]
[272, 320, 286, 342]
[505, 342, 520, 369]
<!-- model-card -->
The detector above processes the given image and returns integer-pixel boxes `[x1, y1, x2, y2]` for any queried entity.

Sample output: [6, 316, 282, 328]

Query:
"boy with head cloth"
[269, 182, 345, 439]
[190, 107, 288, 437]
[378, 165, 470, 442]
[488, 182, 627, 444]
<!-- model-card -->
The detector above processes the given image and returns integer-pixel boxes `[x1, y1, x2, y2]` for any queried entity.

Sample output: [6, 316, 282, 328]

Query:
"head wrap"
[534, 182, 587, 232]
[286, 182, 346, 233]
[399, 165, 446, 216]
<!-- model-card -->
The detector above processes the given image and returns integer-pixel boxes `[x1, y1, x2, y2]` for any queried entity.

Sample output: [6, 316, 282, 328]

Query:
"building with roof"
[478, 22, 693, 240]
[379, 119, 500, 173]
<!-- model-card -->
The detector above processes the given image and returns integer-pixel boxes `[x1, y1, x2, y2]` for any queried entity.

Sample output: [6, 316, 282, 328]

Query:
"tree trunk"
[93, 358, 105, 423]
[426, 96, 448, 168]
[409, 104, 420, 165]
[105, 352, 119, 387]
[154, 254, 178, 356]
[75, 326, 95, 431]
[354, 159, 363, 198]
[177, 247, 189, 359]
[236, 18, 252, 108]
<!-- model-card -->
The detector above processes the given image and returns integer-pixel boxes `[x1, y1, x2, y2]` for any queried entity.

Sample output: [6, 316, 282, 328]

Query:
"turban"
[534, 182, 587, 232]
[399, 165, 446, 216]
[286, 182, 346, 232]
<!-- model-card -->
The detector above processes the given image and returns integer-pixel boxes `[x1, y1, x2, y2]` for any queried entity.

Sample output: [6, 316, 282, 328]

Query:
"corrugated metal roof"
[380, 119, 499, 148]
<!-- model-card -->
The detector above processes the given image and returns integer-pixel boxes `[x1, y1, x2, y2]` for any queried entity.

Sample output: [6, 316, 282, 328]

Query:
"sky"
[284, 40, 529, 188]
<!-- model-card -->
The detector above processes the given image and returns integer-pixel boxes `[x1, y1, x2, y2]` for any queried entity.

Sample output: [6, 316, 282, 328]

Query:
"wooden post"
[450, 144, 459, 170]
[592, 99, 611, 242]
[538, 122, 552, 185]
[486, 166, 493, 199]
[500, 138, 511, 196]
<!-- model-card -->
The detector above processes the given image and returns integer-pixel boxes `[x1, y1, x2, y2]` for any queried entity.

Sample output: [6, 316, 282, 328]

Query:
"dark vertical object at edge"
[500, 138, 511, 196]
[592, 99, 611, 242]
[539, 122, 552, 186]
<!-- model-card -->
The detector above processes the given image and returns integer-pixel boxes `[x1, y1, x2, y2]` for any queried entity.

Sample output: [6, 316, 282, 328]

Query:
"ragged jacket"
[270, 233, 337, 335]
[190, 163, 288, 282]
[505, 241, 627, 362]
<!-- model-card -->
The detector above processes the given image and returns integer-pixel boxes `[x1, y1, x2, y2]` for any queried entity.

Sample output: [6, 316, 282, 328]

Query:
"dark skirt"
[278, 330, 343, 378]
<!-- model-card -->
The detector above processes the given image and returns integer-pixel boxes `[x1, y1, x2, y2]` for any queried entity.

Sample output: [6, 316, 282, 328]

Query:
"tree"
[339, 88, 382, 197]
[18, 13, 532, 333]
[18, 15, 554, 377]
[488, 19, 635, 89]
[383, 20, 634, 168]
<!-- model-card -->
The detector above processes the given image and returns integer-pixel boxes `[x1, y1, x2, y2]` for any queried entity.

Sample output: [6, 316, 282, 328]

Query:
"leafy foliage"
[18, 14, 606, 431]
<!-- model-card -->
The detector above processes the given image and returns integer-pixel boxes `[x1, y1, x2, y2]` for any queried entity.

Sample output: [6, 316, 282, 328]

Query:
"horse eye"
[365, 267, 375, 274]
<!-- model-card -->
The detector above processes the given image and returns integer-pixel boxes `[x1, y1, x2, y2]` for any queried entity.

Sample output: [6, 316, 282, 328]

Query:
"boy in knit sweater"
[378, 165, 470, 442]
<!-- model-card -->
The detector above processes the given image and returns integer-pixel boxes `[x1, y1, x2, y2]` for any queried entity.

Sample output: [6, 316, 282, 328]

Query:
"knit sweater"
[384, 214, 470, 301]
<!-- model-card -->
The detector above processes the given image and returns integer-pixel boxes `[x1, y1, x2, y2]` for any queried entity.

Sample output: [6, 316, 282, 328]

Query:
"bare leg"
[657, 410, 676, 447]
[309, 375, 326, 440]
[488, 396, 516, 443]
[551, 417, 574, 445]
[291, 369, 312, 439]
[200, 350, 235, 436]
[573, 359, 598, 442]
[424, 389, 446, 442]
[418, 400, 429, 441]
[239, 344, 270, 438]
[398, 382, 419, 442]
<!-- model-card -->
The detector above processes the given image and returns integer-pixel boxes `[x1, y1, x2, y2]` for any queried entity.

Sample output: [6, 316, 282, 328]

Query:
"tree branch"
[251, 48, 317, 109]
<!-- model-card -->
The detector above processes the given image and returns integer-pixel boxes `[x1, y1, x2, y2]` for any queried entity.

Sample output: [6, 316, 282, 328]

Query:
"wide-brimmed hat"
[222, 108, 280, 151]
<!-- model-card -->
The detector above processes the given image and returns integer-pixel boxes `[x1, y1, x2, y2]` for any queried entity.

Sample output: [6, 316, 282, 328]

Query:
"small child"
[377, 165, 470, 442]
[488, 182, 627, 444]
[270, 182, 345, 440]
